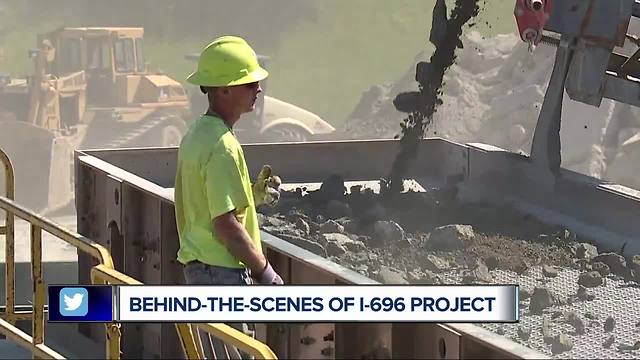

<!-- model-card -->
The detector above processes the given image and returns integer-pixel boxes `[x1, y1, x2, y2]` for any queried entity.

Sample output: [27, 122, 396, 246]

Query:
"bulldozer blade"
[0, 121, 74, 213]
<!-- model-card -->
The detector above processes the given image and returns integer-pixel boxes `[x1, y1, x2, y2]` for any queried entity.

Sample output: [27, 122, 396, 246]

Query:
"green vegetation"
[1, 0, 518, 127]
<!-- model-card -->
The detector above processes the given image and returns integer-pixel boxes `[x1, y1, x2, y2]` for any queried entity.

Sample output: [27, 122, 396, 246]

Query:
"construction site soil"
[257, 179, 640, 358]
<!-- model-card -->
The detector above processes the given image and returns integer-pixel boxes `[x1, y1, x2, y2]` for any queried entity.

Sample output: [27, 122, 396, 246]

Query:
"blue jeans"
[183, 262, 255, 359]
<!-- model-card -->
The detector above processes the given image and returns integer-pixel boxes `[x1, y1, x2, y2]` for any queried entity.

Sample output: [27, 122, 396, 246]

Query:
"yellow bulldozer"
[0, 27, 193, 213]
[0, 27, 336, 214]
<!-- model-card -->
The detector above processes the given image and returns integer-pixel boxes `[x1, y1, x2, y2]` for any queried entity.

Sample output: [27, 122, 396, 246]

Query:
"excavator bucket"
[0, 120, 74, 212]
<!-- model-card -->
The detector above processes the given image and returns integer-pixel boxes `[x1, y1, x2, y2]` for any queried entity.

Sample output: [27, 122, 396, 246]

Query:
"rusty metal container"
[74, 138, 640, 359]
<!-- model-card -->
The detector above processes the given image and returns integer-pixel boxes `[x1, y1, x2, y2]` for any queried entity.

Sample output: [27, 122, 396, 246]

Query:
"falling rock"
[427, 224, 475, 251]
[575, 243, 598, 260]
[578, 271, 603, 288]
[373, 220, 406, 245]
[424, 255, 450, 272]
[319, 220, 345, 234]
[592, 262, 610, 277]
[530, 287, 556, 314]
[377, 267, 409, 284]
[592, 253, 626, 277]
[604, 316, 616, 332]
[551, 334, 574, 354]
[603, 335, 615, 349]
[543, 265, 559, 278]
[429, 0, 448, 48]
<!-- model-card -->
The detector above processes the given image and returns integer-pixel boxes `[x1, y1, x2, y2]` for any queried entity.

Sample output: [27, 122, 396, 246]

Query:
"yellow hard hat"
[187, 36, 268, 87]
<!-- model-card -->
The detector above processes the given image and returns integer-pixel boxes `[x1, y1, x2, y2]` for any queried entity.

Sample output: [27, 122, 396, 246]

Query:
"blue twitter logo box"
[48, 285, 113, 322]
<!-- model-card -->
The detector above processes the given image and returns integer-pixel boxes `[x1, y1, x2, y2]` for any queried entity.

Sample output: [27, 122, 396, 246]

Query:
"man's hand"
[252, 165, 281, 207]
[253, 261, 284, 285]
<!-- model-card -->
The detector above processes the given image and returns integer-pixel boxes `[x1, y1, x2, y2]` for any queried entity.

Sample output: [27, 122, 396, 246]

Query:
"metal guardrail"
[92, 264, 277, 360]
[0, 148, 277, 359]
[0, 148, 15, 326]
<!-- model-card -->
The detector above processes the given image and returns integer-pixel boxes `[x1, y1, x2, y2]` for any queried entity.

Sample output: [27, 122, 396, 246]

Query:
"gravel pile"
[257, 177, 640, 357]
[335, 29, 640, 191]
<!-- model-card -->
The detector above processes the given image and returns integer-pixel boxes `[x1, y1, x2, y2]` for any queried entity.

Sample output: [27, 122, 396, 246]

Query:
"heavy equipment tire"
[161, 123, 185, 147]
[262, 125, 310, 143]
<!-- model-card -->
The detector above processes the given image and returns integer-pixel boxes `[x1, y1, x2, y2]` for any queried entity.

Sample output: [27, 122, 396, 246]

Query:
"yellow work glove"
[252, 165, 282, 207]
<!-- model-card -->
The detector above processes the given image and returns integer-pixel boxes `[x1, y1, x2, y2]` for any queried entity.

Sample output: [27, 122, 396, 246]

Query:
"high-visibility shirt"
[174, 113, 261, 269]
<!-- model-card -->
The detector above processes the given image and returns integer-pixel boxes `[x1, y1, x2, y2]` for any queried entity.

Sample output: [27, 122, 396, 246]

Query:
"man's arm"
[213, 211, 267, 275]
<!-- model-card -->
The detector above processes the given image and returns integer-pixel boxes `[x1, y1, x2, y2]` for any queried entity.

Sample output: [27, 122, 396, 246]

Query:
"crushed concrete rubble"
[577, 271, 604, 288]
[564, 311, 585, 335]
[258, 176, 640, 357]
[605, 316, 616, 333]
[259, 178, 640, 290]
[603, 335, 615, 349]
[551, 334, 574, 354]
[517, 325, 531, 341]
[530, 287, 557, 315]
[260, 182, 582, 283]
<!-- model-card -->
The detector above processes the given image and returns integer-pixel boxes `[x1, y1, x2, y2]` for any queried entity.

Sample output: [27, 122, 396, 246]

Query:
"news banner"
[48, 285, 518, 323]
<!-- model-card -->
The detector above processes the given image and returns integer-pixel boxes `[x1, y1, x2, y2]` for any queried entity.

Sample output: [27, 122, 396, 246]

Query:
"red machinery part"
[514, 0, 553, 45]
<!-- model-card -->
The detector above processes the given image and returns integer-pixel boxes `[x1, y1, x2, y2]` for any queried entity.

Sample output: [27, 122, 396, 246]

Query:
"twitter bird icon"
[59, 287, 89, 317]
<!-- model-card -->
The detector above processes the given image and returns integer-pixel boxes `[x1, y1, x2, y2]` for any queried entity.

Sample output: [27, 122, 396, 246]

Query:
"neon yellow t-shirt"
[174, 114, 261, 269]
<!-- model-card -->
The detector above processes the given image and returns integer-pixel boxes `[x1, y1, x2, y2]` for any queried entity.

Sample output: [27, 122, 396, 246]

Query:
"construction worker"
[174, 35, 284, 359]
